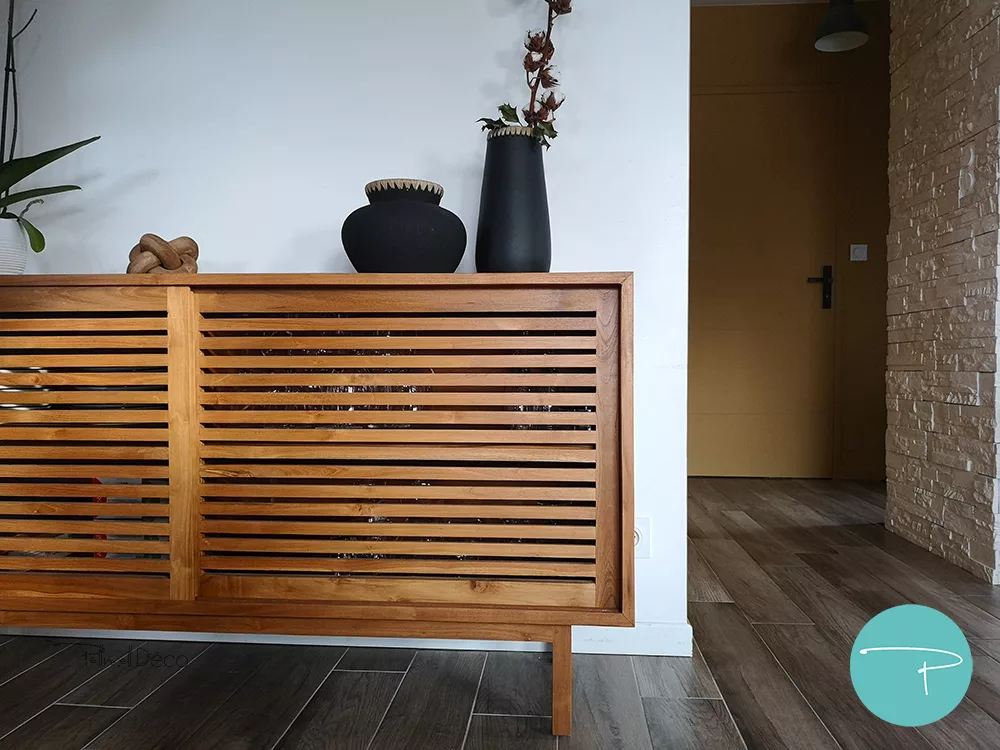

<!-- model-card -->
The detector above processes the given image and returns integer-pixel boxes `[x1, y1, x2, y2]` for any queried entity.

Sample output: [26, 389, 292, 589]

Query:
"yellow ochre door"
[689, 90, 836, 478]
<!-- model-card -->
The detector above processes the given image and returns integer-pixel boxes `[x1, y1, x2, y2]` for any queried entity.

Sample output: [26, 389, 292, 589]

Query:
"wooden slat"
[0, 355, 165, 368]
[202, 538, 596, 559]
[199, 410, 596, 426]
[0, 591, 628, 625]
[0, 484, 168, 498]
[596, 288, 623, 610]
[0, 501, 170, 517]
[202, 428, 595, 446]
[201, 465, 595, 481]
[0, 538, 168, 553]
[0, 573, 170, 599]
[0, 465, 169, 479]
[200, 502, 596, 521]
[0, 428, 167, 442]
[196, 288, 599, 314]
[199, 354, 595, 370]
[0, 557, 169, 573]
[199, 575, 595, 608]
[200, 485, 596, 501]
[201, 316, 597, 332]
[199, 445, 594, 463]
[199, 335, 596, 351]
[0, 446, 168, 460]
[0, 410, 168, 424]
[0, 286, 167, 312]
[199, 428, 596, 446]
[199, 392, 595, 408]
[0, 373, 168, 387]
[0, 391, 168, 405]
[0, 335, 166, 349]
[0, 318, 167, 332]
[168, 286, 201, 601]
[201, 520, 594, 540]
[201, 397, 595, 412]
[619, 275, 635, 622]
[201, 557, 595, 578]
[0, 585, 616, 627]
[0, 519, 167, 535]
[0, 272, 629, 287]
[202, 372, 596, 387]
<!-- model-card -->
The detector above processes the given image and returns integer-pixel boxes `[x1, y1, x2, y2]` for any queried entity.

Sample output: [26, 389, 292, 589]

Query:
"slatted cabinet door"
[0, 287, 172, 599]
[194, 285, 626, 612]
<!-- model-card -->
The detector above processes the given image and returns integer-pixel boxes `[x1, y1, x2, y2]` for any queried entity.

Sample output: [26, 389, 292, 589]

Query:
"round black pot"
[475, 127, 551, 272]
[342, 179, 466, 273]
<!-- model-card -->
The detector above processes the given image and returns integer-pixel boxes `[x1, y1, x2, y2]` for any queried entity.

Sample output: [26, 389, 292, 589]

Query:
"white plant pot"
[0, 218, 29, 275]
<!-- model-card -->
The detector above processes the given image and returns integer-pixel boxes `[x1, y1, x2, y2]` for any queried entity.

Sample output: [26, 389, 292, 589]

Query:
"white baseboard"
[1, 621, 693, 657]
[573, 622, 693, 656]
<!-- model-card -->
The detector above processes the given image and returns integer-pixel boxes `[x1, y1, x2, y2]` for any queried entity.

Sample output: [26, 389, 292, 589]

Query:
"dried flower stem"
[526, 6, 556, 127]
[479, 0, 572, 147]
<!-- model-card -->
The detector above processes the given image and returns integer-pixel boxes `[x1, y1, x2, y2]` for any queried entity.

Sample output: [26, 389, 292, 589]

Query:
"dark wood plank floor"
[0, 480, 997, 749]
[689, 478, 1000, 750]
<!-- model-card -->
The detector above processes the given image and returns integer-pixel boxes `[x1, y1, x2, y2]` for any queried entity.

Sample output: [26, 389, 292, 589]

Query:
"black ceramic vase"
[475, 127, 551, 272]
[342, 179, 466, 273]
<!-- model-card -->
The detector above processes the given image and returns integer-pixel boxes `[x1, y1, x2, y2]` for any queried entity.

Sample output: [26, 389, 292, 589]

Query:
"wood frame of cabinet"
[0, 273, 634, 736]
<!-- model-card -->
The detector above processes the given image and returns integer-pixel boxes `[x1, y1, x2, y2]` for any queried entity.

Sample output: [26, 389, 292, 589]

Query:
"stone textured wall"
[887, 0, 1000, 582]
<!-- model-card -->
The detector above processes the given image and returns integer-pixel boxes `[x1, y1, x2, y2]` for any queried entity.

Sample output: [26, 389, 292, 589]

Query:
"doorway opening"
[688, 1, 889, 480]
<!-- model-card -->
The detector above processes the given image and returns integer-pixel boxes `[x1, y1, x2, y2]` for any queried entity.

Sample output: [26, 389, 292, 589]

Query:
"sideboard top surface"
[0, 272, 632, 287]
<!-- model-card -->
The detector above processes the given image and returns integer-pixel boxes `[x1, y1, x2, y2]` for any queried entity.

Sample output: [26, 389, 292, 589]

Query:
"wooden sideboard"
[0, 273, 634, 735]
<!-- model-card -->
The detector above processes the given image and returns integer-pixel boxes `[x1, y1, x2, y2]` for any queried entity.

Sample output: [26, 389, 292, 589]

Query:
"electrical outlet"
[634, 517, 651, 559]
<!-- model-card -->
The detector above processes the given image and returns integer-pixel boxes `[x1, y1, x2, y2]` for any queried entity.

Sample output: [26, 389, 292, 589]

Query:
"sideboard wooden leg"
[552, 625, 572, 736]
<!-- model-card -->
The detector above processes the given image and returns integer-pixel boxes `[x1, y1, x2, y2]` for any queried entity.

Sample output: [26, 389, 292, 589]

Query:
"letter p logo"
[851, 605, 973, 726]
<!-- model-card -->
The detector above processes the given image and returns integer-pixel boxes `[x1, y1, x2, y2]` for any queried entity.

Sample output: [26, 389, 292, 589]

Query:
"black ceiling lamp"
[815, 0, 869, 53]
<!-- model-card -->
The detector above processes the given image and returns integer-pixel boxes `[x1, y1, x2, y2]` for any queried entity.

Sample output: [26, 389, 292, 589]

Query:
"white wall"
[11, 0, 691, 655]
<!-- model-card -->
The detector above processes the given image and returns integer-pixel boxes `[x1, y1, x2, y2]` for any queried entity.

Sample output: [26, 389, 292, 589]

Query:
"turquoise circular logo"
[851, 605, 972, 726]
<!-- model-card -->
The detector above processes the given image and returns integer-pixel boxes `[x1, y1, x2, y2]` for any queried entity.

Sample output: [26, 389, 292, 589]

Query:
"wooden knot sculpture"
[126, 234, 199, 274]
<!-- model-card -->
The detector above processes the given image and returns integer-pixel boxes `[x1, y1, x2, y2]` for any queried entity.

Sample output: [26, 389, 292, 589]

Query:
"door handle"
[807, 265, 833, 310]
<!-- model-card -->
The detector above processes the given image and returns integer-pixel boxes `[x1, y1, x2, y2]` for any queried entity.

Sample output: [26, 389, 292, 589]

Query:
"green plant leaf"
[477, 117, 505, 131]
[0, 136, 100, 195]
[0, 184, 80, 210]
[534, 122, 558, 147]
[499, 103, 522, 125]
[19, 216, 45, 253]
[535, 122, 558, 139]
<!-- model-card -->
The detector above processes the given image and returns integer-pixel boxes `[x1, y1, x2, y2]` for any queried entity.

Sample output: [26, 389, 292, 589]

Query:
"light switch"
[850, 244, 868, 262]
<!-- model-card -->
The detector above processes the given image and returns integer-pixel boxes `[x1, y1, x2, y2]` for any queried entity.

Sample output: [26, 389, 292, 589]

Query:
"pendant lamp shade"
[815, 0, 869, 53]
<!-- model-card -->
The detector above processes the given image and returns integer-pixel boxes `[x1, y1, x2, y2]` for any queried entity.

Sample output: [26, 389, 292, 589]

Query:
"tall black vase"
[475, 127, 551, 272]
